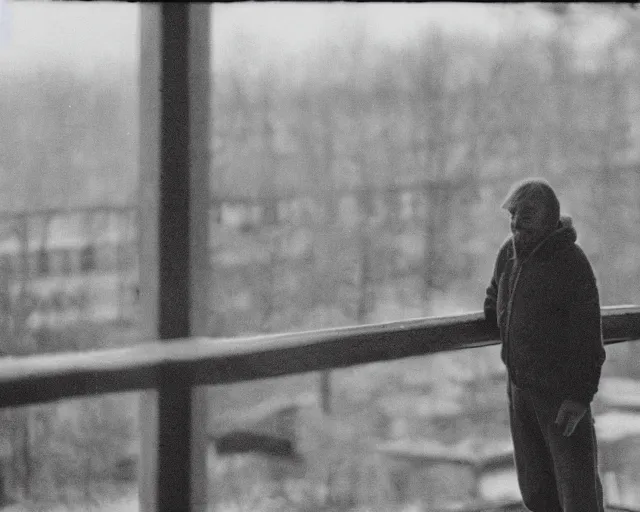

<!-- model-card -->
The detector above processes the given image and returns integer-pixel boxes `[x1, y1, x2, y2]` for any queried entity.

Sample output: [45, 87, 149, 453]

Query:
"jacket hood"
[525, 215, 577, 261]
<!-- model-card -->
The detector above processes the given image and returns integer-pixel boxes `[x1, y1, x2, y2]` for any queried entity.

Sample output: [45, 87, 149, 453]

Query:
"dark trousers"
[508, 378, 605, 512]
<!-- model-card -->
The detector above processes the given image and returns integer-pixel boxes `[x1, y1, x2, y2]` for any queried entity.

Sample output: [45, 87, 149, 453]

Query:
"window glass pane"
[0, 1, 140, 509]
[209, 2, 640, 511]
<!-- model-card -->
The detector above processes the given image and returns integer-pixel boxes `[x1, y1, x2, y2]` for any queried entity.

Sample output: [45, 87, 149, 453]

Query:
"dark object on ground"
[212, 430, 300, 461]
[113, 455, 138, 482]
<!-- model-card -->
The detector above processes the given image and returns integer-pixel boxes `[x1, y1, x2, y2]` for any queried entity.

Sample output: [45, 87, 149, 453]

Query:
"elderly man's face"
[509, 199, 552, 247]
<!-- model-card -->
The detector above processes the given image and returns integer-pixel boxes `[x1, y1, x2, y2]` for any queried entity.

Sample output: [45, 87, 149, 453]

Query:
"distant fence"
[0, 180, 477, 327]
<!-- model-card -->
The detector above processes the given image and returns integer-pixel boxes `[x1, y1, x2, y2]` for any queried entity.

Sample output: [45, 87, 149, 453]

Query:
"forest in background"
[0, 3, 639, 510]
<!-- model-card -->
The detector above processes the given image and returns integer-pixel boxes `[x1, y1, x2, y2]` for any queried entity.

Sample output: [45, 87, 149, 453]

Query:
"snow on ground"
[1, 492, 139, 512]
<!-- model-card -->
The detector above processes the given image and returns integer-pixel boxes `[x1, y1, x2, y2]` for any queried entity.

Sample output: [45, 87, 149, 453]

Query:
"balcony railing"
[1, 306, 640, 409]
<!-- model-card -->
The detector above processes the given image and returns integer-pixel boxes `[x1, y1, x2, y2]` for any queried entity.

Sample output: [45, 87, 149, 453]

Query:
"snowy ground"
[1, 492, 138, 512]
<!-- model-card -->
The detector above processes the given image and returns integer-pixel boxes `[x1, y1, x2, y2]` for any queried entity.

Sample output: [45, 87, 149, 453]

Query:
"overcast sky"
[0, 2, 624, 77]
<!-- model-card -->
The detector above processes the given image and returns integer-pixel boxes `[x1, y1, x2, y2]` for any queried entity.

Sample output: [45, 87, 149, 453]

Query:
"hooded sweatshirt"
[484, 216, 606, 405]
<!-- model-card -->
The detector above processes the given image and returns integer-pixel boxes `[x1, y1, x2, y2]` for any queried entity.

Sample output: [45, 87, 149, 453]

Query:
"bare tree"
[346, 26, 375, 326]
[256, 70, 280, 332]
[410, 29, 457, 306]
[597, 43, 633, 305]
[293, 76, 336, 415]
[0, 215, 41, 501]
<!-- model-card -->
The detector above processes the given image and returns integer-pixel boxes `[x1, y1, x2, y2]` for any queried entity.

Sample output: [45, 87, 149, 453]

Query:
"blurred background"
[0, 2, 640, 511]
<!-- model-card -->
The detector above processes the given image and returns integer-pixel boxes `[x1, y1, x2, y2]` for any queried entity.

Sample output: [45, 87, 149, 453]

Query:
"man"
[484, 178, 606, 512]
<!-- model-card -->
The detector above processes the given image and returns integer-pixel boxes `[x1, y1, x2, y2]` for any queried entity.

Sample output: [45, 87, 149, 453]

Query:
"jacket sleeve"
[565, 249, 606, 406]
[484, 238, 511, 328]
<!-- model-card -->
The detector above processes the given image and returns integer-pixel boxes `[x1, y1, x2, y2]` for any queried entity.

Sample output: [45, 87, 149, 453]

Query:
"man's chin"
[513, 231, 534, 249]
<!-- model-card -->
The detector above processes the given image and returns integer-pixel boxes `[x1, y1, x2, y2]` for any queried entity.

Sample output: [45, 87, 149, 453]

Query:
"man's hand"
[555, 399, 587, 437]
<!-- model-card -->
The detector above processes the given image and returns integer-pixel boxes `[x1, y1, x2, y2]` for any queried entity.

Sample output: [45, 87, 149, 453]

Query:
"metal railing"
[0, 305, 639, 511]
[1, 306, 638, 410]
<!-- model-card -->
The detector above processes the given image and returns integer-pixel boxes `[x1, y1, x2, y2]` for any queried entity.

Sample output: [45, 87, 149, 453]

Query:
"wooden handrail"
[0, 305, 638, 409]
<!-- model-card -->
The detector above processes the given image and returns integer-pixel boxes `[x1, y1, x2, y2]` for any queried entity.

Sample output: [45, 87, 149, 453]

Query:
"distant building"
[0, 208, 137, 329]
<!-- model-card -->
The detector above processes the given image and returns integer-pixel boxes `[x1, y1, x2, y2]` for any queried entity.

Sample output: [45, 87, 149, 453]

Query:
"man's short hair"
[501, 178, 560, 226]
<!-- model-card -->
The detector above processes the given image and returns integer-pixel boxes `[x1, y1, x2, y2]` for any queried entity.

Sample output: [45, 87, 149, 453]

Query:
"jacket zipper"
[503, 229, 560, 386]
[505, 259, 524, 384]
